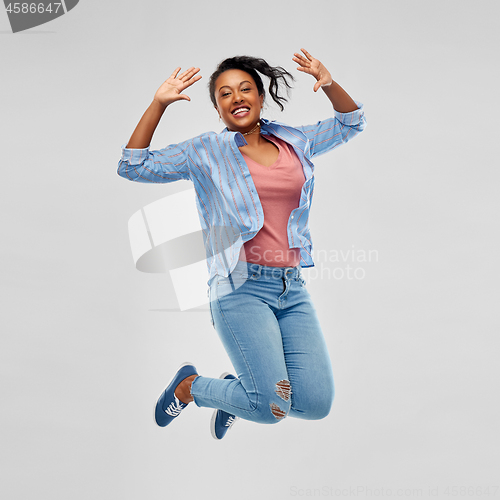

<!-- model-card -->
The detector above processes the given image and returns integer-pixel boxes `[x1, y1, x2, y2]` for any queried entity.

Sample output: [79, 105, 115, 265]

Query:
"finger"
[178, 67, 200, 81]
[293, 53, 310, 66]
[292, 58, 309, 68]
[296, 67, 315, 78]
[185, 74, 202, 87]
[301, 48, 314, 61]
[178, 66, 196, 80]
[185, 66, 200, 77]
[313, 81, 321, 92]
[170, 67, 182, 79]
[184, 68, 201, 83]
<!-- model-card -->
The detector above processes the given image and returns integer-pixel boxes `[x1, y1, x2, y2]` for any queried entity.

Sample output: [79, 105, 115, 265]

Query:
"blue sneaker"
[154, 362, 198, 427]
[210, 372, 239, 440]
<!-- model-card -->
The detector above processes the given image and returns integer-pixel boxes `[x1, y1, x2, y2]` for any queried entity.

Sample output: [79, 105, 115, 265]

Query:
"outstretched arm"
[292, 48, 358, 113]
[126, 67, 202, 149]
[118, 66, 202, 184]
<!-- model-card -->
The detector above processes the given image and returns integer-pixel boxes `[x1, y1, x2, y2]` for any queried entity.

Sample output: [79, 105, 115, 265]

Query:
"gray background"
[1, 0, 499, 499]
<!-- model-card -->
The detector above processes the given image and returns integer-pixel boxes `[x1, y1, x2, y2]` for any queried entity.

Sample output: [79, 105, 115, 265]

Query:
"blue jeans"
[190, 260, 335, 424]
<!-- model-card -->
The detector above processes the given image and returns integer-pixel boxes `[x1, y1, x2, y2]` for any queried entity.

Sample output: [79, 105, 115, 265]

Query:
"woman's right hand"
[153, 67, 202, 107]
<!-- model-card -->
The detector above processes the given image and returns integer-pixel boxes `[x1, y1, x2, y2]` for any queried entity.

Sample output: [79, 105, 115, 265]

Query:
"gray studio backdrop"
[1, 1, 499, 499]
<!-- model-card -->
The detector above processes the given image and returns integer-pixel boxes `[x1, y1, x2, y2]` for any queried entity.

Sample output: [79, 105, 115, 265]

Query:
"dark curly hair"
[209, 56, 295, 112]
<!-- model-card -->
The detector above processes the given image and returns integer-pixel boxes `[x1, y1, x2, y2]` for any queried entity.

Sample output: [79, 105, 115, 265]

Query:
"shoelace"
[225, 415, 238, 429]
[165, 395, 187, 417]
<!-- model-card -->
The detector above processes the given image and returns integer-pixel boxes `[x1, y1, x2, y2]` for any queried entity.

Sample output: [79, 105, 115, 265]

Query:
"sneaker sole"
[210, 372, 234, 440]
[154, 361, 196, 427]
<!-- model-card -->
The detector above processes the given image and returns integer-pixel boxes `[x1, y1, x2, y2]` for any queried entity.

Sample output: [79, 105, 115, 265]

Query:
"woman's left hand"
[293, 48, 333, 92]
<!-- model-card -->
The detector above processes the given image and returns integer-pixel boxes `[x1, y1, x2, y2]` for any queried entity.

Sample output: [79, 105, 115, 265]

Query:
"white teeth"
[233, 108, 249, 115]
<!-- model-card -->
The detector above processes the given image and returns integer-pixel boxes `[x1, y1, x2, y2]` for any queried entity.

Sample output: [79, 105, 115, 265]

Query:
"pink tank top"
[238, 135, 305, 267]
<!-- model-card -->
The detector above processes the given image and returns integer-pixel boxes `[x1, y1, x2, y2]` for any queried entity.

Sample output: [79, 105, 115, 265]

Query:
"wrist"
[320, 71, 333, 87]
[151, 98, 169, 111]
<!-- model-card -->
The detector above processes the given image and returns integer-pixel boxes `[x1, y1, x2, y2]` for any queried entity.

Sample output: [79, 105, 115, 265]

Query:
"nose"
[233, 90, 244, 103]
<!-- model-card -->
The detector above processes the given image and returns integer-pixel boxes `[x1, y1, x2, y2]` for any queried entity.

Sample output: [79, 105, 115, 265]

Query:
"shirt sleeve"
[295, 100, 367, 158]
[117, 138, 193, 184]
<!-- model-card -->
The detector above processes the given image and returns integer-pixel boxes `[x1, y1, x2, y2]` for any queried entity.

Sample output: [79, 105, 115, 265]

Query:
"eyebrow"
[218, 80, 253, 92]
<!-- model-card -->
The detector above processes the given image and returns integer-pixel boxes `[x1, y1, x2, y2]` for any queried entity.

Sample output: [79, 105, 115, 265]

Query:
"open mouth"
[232, 107, 250, 116]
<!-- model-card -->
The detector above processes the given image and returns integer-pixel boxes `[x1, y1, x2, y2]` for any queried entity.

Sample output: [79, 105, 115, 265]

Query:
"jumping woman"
[117, 48, 366, 440]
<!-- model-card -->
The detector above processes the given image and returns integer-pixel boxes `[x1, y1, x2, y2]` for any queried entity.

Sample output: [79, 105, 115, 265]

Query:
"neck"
[242, 120, 260, 136]
[228, 120, 262, 146]
[243, 130, 265, 147]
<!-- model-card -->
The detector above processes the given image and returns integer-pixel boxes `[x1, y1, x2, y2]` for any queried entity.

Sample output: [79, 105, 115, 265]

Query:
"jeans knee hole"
[270, 402, 287, 421]
[275, 379, 292, 401]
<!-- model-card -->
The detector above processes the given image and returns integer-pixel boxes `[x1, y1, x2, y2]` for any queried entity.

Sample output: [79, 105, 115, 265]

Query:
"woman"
[117, 49, 366, 440]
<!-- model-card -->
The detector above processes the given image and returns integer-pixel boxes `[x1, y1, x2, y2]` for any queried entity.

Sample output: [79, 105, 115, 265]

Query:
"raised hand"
[292, 48, 333, 92]
[153, 67, 202, 107]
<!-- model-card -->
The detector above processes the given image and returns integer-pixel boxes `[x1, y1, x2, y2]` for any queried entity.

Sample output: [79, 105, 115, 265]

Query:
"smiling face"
[214, 69, 264, 133]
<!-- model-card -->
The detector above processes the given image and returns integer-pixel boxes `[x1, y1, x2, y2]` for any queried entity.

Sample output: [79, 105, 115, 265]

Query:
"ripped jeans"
[190, 260, 335, 424]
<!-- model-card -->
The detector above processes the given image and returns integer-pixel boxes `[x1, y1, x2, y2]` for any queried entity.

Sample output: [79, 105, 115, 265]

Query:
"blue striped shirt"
[118, 101, 367, 285]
